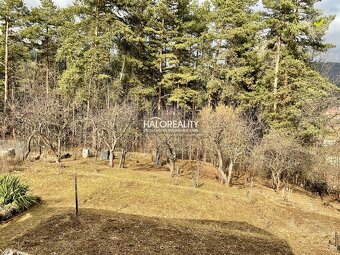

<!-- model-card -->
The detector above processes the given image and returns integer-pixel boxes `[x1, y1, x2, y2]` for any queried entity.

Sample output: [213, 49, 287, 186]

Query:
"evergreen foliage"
[0, 0, 338, 143]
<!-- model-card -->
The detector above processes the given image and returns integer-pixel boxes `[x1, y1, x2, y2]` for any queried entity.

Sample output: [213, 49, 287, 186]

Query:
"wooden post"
[174, 165, 180, 185]
[74, 172, 79, 217]
[195, 160, 200, 188]
[250, 177, 254, 200]
[335, 232, 339, 250]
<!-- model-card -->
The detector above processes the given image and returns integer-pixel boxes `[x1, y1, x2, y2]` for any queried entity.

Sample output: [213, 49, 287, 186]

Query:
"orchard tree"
[94, 103, 138, 168]
[254, 131, 309, 191]
[200, 106, 254, 186]
[14, 92, 72, 163]
[118, 128, 139, 168]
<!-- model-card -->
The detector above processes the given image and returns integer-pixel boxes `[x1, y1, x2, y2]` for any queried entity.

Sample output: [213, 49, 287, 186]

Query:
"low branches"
[91, 103, 139, 168]
[200, 106, 255, 186]
[14, 93, 72, 163]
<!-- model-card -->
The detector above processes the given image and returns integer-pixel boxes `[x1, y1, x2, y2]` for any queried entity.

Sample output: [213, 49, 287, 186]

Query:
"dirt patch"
[7, 209, 294, 255]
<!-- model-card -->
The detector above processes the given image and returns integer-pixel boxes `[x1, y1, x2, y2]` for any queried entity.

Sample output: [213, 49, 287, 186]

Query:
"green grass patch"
[0, 175, 40, 222]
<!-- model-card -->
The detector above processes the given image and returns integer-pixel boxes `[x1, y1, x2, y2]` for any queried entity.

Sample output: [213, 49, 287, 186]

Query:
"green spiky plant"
[0, 176, 40, 222]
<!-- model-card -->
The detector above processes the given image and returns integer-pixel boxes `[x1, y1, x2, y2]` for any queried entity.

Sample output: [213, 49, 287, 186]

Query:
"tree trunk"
[120, 57, 126, 82]
[272, 172, 281, 192]
[276, 177, 281, 192]
[24, 132, 35, 160]
[38, 135, 42, 158]
[157, 18, 164, 113]
[217, 149, 227, 184]
[226, 160, 234, 187]
[84, 99, 90, 148]
[273, 37, 281, 112]
[109, 149, 114, 168]
[45, 28, 50, 95]
[56, 136, 61, 164]
[169, 157, 176, 177]
[4, 21, 9, 114]
[155, 147, 161, 166]
[195, 160, 200, 188]
[203, 149, 206, 162]
[72, 104, 76, 138]
[119, 149, 127, 168]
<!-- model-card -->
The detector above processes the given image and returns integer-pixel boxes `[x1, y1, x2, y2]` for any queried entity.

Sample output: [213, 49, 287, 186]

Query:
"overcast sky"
[24, 0, 340, 62]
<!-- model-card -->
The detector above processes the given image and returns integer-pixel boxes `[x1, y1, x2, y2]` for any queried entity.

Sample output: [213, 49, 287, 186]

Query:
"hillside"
[1, 153, 340, 255]
[315, 62, 340, 86]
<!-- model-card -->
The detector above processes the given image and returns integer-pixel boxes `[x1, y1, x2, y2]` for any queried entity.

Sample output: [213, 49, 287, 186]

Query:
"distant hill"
[314, 62, 340, 86]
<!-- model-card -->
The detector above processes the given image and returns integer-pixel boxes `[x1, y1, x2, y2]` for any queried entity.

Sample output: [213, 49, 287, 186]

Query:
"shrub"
[0, 175, 40, 222]
[253, 131, 312, 191]
[305, 179, 329, 198]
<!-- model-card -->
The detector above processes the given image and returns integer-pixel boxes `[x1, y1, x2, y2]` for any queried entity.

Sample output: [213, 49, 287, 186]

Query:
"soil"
[7, 209, 294, 255]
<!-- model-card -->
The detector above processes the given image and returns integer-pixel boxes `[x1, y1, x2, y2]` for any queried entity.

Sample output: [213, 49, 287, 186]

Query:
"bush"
[253, 131, 316, 191]
[0, 175, 40, 222]
[305, 179, 329, 198]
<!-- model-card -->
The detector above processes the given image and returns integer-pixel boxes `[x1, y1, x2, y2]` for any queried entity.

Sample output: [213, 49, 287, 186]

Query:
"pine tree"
[253, 0, 337, 142]
[57, 0, 117, 107]
[144, 0, 204, 112]
[111, 0, 153, 109]
[200, 0, 260, 108]
[24, 0, 61, 95]
[0, 0, 28, 113]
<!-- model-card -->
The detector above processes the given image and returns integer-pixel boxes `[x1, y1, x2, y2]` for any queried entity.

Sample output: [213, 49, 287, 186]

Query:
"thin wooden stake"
[195, 160, 200, 188]
[335, 232, 339, 250]
[74, 172, 79, 217]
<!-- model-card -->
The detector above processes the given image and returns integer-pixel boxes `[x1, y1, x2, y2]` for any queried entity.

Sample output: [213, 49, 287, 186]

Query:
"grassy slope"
[0, 153, 340, 254]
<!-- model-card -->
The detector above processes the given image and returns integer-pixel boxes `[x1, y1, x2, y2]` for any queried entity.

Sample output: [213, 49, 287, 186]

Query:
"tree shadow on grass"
[7, 208, 294, 255]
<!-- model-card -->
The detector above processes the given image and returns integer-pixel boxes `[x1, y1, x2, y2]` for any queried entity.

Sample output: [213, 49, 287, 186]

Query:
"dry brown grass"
[1, 152, 340, 254]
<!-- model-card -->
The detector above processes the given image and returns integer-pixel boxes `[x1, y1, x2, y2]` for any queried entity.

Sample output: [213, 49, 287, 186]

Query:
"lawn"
[1, 153, 340, 254]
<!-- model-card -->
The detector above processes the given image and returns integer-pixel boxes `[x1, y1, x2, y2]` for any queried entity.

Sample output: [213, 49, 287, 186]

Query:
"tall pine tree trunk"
[45, 29, 50, 95]
[273, 37, 281, 112]
[158, 52, 162, 112]
[157, 18, 165, 113]
[120, 57, 126, 82]
[4, 21, 9, 114]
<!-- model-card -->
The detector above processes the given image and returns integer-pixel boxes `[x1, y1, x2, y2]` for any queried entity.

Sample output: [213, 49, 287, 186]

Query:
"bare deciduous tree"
[14, 93, 72, 163]
[254, 131, 307, 192]
[200, 106, 254, 186]
[118, 127, 140, 168]
[93, 103, 138, 168]
[146, 110, 199, 177]
[149, 131, 182, 177]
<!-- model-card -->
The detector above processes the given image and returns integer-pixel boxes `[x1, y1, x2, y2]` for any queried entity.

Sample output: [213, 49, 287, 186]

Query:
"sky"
[315, 0, 340, 62]
[24, 0, 340, 62]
